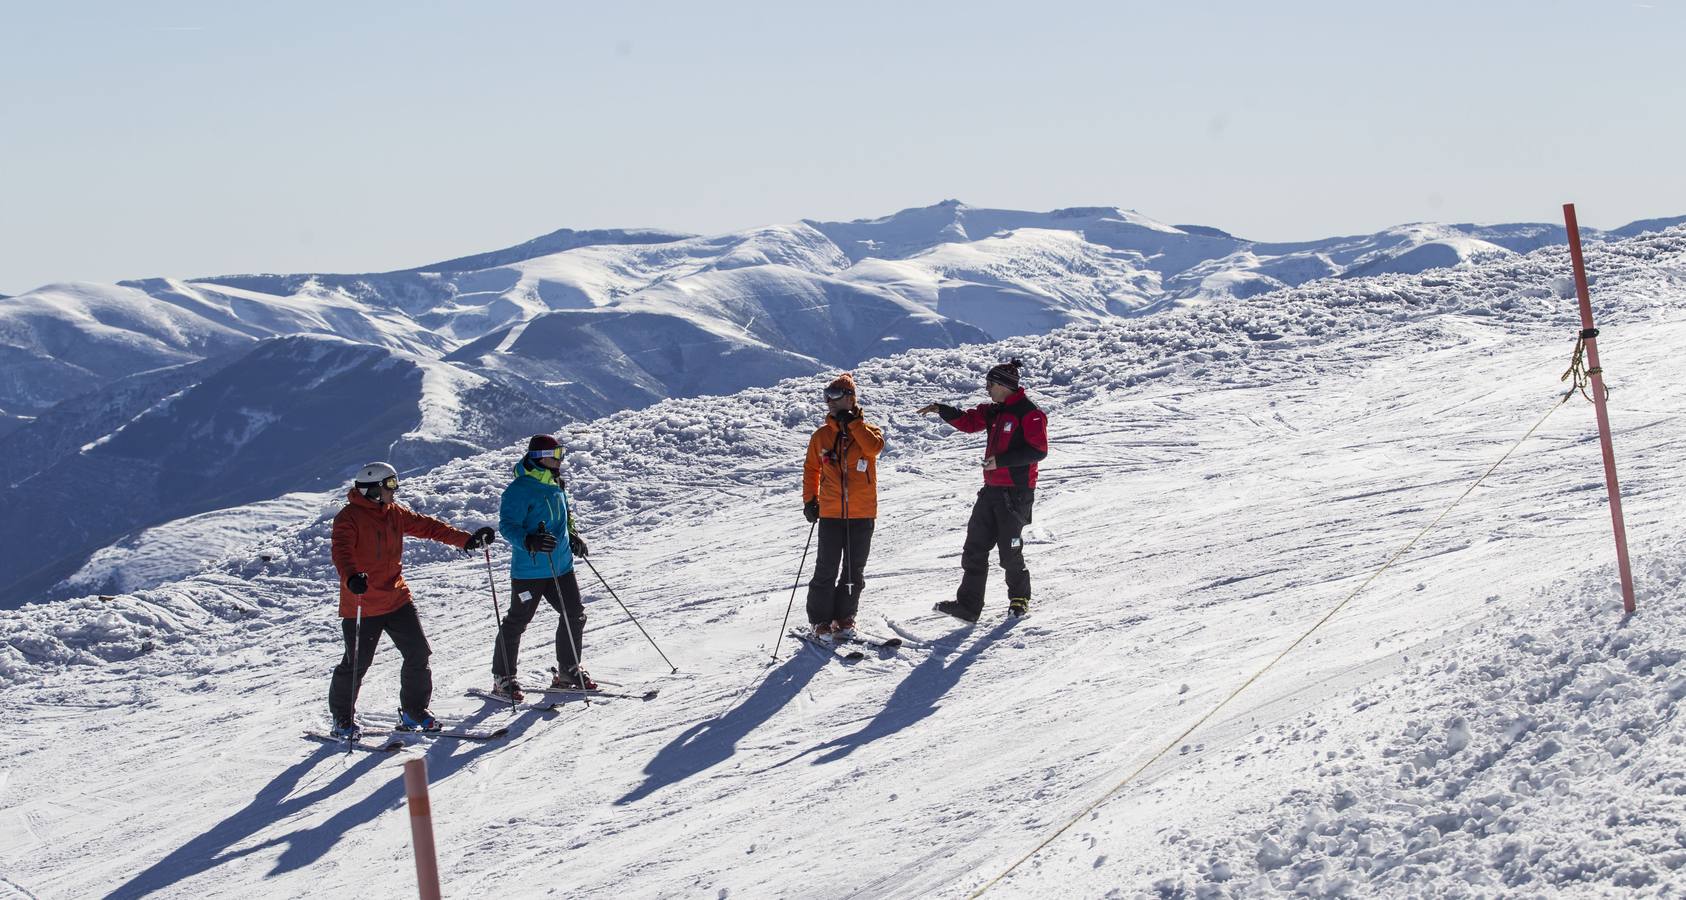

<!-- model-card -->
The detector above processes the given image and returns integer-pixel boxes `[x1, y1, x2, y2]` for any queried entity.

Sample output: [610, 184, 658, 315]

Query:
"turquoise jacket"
[499, 461, 574, 579]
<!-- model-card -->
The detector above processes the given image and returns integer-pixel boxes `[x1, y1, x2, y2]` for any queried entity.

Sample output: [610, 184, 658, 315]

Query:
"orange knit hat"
[825, 373, 857, 399]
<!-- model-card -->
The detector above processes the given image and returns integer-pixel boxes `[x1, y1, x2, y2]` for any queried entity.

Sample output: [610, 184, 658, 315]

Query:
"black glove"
[834, 408, 858, 425]
[463, 526, 496, 552]
[347, 572, 368, 595]
[804, 498, 820, 523]
[525, 530, 558, 553]
[569, 532, 589, 558]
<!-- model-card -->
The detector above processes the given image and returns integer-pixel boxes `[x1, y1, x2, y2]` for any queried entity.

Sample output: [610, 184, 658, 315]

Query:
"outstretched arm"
[395, 504, 473, 548]
[927, 403, 987, 433]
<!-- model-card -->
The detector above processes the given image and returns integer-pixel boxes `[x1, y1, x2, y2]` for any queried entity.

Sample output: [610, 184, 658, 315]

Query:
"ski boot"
[933, 600, 980, 624]
[809, 621, 835, 645]
[1008, 597, 1030, 618]
[831, 618, 856, 641]
[330, 718, 362, 741]
[396, 708, 442, 732]
[490, 676, 525, 703]
[551, 665, 597, 692]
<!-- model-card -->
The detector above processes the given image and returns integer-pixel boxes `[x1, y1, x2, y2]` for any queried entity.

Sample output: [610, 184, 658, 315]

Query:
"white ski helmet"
[354, 461, 398, 496]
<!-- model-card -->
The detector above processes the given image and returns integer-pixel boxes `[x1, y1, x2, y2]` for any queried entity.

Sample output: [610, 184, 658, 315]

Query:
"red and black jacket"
[935, 389, 1049, 489]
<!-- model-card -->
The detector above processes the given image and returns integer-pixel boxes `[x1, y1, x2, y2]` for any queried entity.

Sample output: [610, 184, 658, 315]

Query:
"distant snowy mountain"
[0, 335, 560, 604]
[2, 202, 1681, 606]
[0, 282, 254, 414]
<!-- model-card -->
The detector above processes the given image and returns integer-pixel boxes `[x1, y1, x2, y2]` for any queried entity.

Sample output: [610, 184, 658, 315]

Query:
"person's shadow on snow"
[105, 706, 558, 900]
[616, 649, 827, 805]
[764, 618, 1015, 771]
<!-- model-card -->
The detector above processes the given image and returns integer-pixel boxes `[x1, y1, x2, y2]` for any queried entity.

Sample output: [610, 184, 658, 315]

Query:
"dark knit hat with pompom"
[986, 358, 1024, 390]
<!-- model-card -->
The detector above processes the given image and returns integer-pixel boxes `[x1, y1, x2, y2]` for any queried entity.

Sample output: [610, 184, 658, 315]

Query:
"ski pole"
[578, 555, 678, 674]
[482, 546, 516, 711]
[838, 425, 853, 605]
[772, 519, 818, 664]
[346, 595, 364, 754]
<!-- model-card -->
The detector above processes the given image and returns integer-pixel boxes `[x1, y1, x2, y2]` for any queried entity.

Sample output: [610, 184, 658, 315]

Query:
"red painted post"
[1562, 202, 1637, 613]
[403, 757, 443, 900]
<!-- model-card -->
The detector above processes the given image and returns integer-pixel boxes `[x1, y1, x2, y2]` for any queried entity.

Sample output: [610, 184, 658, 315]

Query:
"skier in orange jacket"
[801, 373, 884, 642]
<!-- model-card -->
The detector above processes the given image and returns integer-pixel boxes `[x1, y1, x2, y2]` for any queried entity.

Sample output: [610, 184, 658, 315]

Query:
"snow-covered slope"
[3, 228, 1684, 897]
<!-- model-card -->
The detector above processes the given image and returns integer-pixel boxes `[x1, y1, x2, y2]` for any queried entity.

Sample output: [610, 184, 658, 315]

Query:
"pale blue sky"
[2, 0, 1682, 293]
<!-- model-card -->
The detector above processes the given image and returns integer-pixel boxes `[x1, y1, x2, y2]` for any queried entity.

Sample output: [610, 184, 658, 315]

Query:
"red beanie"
[827, 373, 856, 396]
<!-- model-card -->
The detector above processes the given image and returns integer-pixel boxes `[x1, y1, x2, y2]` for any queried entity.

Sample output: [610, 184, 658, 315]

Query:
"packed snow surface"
[2, 228, 1686, 897]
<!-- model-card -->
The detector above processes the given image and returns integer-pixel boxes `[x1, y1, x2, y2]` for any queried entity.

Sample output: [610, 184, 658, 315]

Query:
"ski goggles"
[527, 448, 565, 460]
[822, 386, 854, 401]
[371, 476, 398, 491]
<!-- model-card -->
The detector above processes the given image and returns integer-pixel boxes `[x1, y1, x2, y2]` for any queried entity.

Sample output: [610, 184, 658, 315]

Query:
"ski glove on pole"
[347, 572, 369, 595]
[463, 526, 497, 552]
[803, 498, 821, 523]
[568, 532, 589, 558]
[525, 530, 559, 553]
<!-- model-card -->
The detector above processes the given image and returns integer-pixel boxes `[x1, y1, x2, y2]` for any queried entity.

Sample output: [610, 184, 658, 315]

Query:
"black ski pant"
[329, 601, 431, 724]
[494, 571, 586, 681]
[956, 486, 1033, 615]
[807, 517, 875, 626]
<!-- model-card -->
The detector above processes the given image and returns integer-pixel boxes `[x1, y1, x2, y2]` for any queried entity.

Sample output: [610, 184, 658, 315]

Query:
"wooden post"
[403, 757, 443, 900]
[1562, 202, 1637, 613]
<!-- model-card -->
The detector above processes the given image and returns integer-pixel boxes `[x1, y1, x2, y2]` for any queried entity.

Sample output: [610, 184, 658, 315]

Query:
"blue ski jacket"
[499, 461, 574, 579]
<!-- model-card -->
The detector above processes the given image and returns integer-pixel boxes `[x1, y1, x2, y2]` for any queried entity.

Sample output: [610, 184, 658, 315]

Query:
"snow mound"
[1135, 549, 1686, 897]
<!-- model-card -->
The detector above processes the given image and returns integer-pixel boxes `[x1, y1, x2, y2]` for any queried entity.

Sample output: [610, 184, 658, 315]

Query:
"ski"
[467, 686, 657, 707]
[837, 630, 903, 651]
[466, 688, 580, 711]
[533, 685, 661, 701]
[789, 628, 865, 661]
[539, 667, 661, 700]
[351, 717, 511, 741]
[302, 731, 407, 752]
[378, 725, 508, 741]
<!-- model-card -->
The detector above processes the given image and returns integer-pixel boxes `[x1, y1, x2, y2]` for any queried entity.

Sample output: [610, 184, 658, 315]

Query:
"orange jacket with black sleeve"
[803, 412, 884, 519]
[330, 488, 472, 617]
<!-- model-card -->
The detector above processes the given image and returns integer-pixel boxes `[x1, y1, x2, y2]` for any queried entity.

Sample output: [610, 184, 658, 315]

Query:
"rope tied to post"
[1561, 327, 1602, 403]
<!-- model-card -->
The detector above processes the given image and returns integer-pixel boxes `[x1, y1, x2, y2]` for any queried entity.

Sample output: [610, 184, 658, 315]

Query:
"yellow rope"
[969, 393, 1572, 897]
[1560, 332, 1603, 403]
